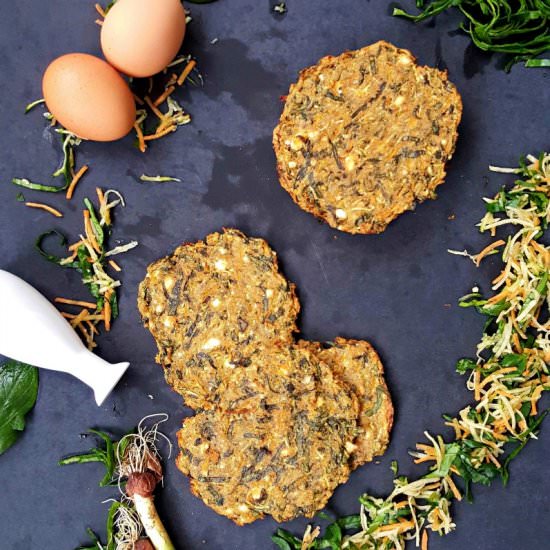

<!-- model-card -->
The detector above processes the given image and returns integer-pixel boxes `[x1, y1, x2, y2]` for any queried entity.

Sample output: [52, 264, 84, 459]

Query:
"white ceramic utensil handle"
[0, 270, 129, 405]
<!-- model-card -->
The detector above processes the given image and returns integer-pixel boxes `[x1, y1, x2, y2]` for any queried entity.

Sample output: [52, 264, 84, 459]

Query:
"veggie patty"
[273, 41, 462, 234]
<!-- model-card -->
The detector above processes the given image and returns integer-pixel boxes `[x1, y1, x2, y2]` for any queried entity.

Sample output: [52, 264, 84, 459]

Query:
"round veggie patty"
[273, 41, 462, 234]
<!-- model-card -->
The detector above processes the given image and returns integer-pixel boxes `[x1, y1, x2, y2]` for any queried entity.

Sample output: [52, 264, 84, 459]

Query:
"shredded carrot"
[512, 332, 522, 352]
[55, 297, 98, 309]
[486, 287, 511, 305]
[65, 164, 89, 200]
[76, 322, 96, 350]
[133, 93, 145, 106]
[394, 501, 409, 509]
[421, 529, 428, 550]
[83, 210, 101, 253]
[68, 240, 85, 251]
[414, 455, 436, 464]
[96, 187, 105, 207]
[25, 202, 63, 217]
[104, 290, 112, 332]
[109, 259, 122, 272]
[134, 122, 147, 153]
[94, 3, 106, 17]
[154, 85, 176, 106]
[177, 59, 196, 86]
[61, 312, 76, 319]
[487, 453, 502, 468]
[376, 520, 415, 534]
[530, 385, 544, 415]
[144, 96, 166, 120]
[473, 239, 505, 266]
[70, 308, 91, 328]
[95, 18, 103, 26]
[445, 475, 462, 501]
[478, 367, 518, 390]
[474, 369, 481, 401]
[143, 125, 176, 141]
[86, 320, 99, 335]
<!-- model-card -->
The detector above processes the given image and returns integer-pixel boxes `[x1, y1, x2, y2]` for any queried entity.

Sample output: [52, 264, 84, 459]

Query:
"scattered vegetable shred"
[35, 188, 137, 350]
[273, 153, 549, 549]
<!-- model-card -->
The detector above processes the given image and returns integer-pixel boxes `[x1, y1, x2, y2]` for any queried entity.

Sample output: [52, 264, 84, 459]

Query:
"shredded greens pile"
[393, 0, 550, 70]
[273, 152, 549, 550]
[36, 188, 137, 349]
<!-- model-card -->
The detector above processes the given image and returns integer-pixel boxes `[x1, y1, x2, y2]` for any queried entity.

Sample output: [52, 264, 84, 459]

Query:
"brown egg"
[100, 0, 186, 78]
[42, 53, 136, 142]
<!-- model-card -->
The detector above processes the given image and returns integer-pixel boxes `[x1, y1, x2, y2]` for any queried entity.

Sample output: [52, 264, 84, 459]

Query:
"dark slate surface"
[0, 1, 548, 549]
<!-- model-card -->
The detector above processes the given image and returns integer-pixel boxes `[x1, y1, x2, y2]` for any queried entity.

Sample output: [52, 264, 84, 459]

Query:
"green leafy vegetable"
[0, 361, 39, 455]
[393, 0, 550, 70]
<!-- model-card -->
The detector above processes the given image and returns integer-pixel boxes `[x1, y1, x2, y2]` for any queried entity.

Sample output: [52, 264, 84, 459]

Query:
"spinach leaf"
[0, 361, 39, 455]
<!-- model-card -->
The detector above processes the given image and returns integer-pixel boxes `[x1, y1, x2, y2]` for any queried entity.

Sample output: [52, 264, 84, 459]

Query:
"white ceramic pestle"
[0, 269, 129, 406]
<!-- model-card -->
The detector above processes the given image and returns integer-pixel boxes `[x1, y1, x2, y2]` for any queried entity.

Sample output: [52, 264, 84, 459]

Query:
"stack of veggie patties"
[273, 41, 463, 234]
[138, 229, 393, 524]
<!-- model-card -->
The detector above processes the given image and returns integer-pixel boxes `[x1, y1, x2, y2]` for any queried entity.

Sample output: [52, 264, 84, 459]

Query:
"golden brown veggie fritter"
[137, 230, 300, 410]
[138, 229, 393, 524]
[299, 338, 393, 468]
[177, 346, 359, 525]
[273, 41, 462, 234]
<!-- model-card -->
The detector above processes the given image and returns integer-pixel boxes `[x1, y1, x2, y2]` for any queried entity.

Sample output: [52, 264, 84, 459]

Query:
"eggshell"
[42, 53, 136, 142]
[101, 0, 186, 78]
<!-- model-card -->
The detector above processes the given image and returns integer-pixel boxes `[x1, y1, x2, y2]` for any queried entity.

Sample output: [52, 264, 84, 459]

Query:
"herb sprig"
[273, 152, 549, 549]
[393, 0, 550, 70]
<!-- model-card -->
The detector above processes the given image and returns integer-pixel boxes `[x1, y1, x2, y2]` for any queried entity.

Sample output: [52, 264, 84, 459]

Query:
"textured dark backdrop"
[0, 1, 548, 549]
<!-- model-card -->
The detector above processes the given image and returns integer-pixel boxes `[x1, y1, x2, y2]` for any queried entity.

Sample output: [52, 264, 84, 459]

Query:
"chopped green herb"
[16, 192, 25, 202]
[393, 0, 550, 70]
